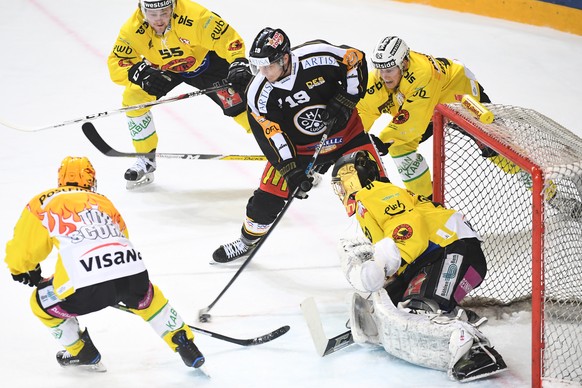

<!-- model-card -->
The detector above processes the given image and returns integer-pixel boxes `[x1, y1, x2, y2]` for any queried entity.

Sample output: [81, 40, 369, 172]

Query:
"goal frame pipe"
[433, 104, 545, 388]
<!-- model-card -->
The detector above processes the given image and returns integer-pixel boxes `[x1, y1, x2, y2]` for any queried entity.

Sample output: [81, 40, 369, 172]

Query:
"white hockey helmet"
[140, 0, 175, 16]
[371, 36, 410, 71]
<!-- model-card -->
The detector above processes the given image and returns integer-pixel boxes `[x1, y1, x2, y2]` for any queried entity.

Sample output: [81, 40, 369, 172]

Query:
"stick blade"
[82, 122, 117, 156]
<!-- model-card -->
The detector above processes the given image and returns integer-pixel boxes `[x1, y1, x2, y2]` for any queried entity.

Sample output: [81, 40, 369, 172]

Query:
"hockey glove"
[11, 264, 42, 287]
[322, 91, 359, 132]
[370, 134, 391, 156]
[226, 58, 252, 94]
[128, 61, 176, 98]
[285, 167, 314, 199]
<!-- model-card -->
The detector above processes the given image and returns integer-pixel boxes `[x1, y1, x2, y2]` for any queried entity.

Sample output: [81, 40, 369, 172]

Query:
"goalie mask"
[58, 156, 97, 191]
[371, 36, 410, 72]
[331, 151, 380, 216]
[248, 27, 291, 75]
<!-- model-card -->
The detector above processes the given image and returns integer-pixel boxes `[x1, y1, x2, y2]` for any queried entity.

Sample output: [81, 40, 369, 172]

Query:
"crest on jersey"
[294, 105, 327, 136]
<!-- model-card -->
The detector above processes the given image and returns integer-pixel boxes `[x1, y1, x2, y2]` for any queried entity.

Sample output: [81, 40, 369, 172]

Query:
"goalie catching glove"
[128, 60, 176, 98]
[338, 236, 401, 292]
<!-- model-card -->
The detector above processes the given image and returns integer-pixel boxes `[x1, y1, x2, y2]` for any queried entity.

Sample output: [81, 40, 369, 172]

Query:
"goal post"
[432, 102, 582, 387]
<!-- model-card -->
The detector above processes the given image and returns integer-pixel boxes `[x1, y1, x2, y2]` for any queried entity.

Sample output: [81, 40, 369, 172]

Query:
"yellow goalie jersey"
[4, 187, 145, 299]
[357, 51, 483, 145]
[354, 180, 480, 271]
[108, 0, 246, 86]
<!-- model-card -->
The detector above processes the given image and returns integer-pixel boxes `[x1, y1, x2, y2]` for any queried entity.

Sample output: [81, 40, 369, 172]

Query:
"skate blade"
[62, 361, 107, 373]
[196, 364, 211, 378]
[126, 172, 154, 190]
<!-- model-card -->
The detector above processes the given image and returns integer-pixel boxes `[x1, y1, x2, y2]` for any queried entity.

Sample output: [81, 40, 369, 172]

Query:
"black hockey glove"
[322, 91, 359, 132]
[226, 58, 252, 94]
[128, 61, 176, 98]
[11, 264, 42, 287]
[285, 167, 314, 199]
[370, 134, 391, 156]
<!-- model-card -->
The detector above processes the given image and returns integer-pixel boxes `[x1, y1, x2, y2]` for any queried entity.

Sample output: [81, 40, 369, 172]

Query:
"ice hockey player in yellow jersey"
[5, 156, 205, 371]
[331, 150, 507, 382]
[108, 0, 253, 189]
[358, 36, 494, 197]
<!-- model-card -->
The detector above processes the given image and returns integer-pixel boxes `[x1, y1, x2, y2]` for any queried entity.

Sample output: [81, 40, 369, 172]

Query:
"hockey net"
[433, 103, 582, 387]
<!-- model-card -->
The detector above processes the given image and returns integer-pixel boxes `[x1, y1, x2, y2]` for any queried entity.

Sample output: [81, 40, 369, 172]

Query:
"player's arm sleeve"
[108, 31, 141, 87]
[249, 111, 297, 172]
[196, 11, 246, 63]
[4, 208, 52, 275]
[338, 45, 368, 99]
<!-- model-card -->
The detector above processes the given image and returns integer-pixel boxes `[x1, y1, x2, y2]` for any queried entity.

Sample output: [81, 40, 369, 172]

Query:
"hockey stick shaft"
[111, 304, 289, 346]
[198, 123, 333, 320]
[82, 122, 266, 161]
[2, 84, 229, 132]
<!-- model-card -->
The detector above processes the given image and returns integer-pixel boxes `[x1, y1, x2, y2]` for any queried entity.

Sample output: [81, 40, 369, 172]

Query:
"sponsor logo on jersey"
[306, 76, 326, 89]
[294, 105, 327, 135]
[216, 88, 243, 109]
[179, 37, 190, 45]
[356, 201, 368, 218]
[367, 81, 384, 95]
[177, 15, 193, 26]
[228, 40, 243, 51]
[436, 253, 462, 300]
[392, 223, 413, 240]
[79, 247, 143, 272]
[403, 70, 416, 84]
[210, 20, 226, 40]
[404, 272, 426, 298]
[300, 55, 338, 70]
[162, 56, 196, 72]
[69, 209, 123, 243]
[385, 199, 407, 216]
[393, 109, 410, 124]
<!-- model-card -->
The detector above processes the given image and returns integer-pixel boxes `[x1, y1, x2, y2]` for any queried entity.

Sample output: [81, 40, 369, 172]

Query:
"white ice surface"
[1, 0, 582, 387]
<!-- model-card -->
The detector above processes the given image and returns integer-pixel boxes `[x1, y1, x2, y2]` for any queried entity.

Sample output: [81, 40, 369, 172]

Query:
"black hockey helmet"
[248, 27, 291, 74]
[331, 151, 381, 216]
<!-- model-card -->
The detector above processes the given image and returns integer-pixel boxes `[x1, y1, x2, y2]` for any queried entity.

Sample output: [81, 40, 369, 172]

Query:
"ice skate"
[212, 237, 257, 263]
[56, 329, 106, 372]
[124, 155, 156, 190]
[172, 330, 205, 368]
[451, 343, 507, 382]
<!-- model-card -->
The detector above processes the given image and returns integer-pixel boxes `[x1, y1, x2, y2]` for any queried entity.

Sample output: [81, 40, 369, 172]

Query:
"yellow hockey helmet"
[331, 151, 380, 216]
[58, 156, 96, 191]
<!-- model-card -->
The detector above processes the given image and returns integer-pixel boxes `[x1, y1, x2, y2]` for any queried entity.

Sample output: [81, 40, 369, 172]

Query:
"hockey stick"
[82, 122, 266, 161]
[197, 120, 334, 323]
[112, 304, 289, 346]
[1, 84, 229, 133]
[300, 297, 354, 356]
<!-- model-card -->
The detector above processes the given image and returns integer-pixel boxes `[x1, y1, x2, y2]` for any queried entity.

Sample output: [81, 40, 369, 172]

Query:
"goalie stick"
[112, 304, 289, 346]
[300, 297, 354, 356]
[82, 122, 266, 161]
[1, 84, 229, 132]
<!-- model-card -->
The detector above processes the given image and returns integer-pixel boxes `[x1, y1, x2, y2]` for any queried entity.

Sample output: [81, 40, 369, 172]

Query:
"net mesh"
[439, 103, 582, 384]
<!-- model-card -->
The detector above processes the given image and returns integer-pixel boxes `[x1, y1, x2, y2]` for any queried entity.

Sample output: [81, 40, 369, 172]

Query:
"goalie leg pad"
[371, 289, 487, 373]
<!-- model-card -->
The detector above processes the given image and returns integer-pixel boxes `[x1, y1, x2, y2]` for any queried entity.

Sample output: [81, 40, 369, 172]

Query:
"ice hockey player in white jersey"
[331, 150, 507, 382]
